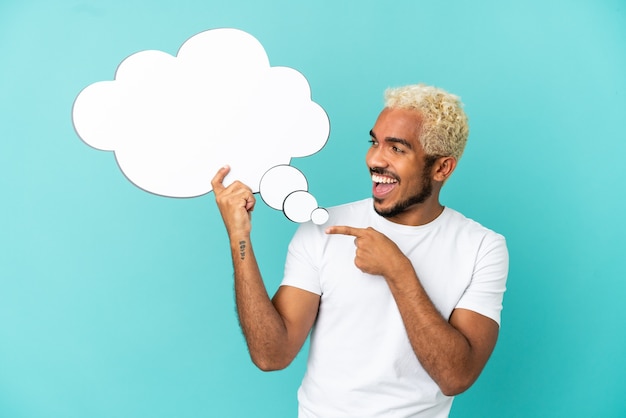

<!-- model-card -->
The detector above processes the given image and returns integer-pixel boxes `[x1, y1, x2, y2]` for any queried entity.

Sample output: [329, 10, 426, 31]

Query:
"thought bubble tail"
[311, 207, 329, 225]
[259, 165, 327, 224]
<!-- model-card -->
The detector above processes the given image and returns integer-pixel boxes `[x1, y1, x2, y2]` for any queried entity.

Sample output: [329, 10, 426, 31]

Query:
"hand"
[325, 225, 411, 278]
[211, 165, 256, 237]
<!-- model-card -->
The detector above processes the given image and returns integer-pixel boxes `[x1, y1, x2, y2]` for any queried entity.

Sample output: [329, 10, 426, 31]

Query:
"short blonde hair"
[384, 84, 469, 160]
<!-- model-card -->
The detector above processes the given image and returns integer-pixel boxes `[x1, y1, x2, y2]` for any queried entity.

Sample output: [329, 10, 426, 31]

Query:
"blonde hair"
[384, 84, 469, 160]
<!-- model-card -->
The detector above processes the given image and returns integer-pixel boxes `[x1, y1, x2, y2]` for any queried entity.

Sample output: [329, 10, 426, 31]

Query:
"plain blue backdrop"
[1, 1, 625, 417]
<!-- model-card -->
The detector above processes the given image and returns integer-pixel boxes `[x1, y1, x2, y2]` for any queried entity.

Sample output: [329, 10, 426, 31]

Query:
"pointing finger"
[325, 225, 365, 237]
[211, 165, 230, 193]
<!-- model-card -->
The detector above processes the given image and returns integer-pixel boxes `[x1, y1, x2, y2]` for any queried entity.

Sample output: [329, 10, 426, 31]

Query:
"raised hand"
[211, 165, 256, 237]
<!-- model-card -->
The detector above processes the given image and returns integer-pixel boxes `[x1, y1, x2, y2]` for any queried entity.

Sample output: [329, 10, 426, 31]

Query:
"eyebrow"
[369, 130, 413, 149]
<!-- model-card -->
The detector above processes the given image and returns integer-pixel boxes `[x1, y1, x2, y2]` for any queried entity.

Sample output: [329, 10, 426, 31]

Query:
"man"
[212, 84, 508, 417]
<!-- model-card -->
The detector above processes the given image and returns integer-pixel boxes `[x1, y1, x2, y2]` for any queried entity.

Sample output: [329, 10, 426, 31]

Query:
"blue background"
[1, 1, 625, 417]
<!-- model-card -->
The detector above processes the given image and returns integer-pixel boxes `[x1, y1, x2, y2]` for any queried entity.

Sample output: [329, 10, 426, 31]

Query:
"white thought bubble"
[72, 28, 329, 224]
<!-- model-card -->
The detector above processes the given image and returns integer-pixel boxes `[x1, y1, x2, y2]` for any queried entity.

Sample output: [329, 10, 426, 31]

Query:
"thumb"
[211, 165, 231, 193]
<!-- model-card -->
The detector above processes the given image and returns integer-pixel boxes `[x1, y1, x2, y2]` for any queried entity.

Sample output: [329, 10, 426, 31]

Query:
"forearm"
[230, 234, 291, 371]
[211, 168, 299, 370]
[325, 224, 498, 395]
[385, 261, 480, 395]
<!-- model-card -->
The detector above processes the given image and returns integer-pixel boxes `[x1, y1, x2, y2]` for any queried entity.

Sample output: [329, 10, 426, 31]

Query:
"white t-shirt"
[281, 198, 509, 418]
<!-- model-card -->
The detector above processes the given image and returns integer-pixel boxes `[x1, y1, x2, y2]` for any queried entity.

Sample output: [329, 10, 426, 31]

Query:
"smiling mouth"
[371, 173, 398, 198]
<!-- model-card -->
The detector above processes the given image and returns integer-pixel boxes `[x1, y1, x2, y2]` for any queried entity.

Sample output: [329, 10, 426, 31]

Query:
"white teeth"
[372, 174, 397, 184]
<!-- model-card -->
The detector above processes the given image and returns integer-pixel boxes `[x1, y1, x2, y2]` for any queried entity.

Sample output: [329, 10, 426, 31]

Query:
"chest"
[318, 230, 479, 320]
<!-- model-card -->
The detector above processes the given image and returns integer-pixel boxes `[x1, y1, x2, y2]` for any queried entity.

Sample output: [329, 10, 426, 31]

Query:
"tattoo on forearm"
[239, 240, 246, 260]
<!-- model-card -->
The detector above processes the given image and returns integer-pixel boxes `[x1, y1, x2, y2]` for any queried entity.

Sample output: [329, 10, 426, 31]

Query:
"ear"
[432, 156, 457, 182]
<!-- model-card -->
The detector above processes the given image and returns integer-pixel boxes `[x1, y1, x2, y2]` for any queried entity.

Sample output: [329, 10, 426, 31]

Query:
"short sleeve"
[455, 234, 509, 325]
[280, 222, 323, 295]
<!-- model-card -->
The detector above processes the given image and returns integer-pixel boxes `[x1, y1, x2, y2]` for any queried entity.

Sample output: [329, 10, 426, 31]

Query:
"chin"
[372, 199, 398, 218]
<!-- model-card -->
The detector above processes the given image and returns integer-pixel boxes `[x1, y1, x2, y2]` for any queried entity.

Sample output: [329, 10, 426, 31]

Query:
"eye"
[368, 139, 378, 146]
[392, 145, 404, 153]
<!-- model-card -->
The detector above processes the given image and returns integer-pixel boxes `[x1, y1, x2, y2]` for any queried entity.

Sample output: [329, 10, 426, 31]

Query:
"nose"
[366, 144, 387, 169]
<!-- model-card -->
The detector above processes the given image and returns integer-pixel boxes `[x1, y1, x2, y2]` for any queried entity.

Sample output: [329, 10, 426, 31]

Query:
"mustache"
[369, 167, 399, 180]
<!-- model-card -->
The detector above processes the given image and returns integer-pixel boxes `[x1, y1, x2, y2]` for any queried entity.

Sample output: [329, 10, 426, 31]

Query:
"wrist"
[230, 234, 252, 261]
[226, 225, 251, 241]
[384, 257, 416, 286]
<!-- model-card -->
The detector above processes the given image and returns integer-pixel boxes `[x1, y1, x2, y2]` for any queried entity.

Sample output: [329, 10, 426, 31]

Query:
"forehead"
[372, 107, 423, 143]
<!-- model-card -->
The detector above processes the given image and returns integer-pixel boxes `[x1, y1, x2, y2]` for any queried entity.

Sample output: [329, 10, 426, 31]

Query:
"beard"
[373, 156, 437, 219]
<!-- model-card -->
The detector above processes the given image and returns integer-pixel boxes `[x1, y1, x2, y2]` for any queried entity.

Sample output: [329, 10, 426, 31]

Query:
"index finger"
[325, 225, 365, 237]
[211, 165, 231, 193]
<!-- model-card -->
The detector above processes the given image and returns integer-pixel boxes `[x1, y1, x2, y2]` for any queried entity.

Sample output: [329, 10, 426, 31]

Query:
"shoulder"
[286, 199, 371, 268]
[302, 198, 373, 230]
[289, 198, 373, 247]
[291, 198, 372, 238]
[441, 208, 508, 266]
[443, 207, 506, 244]
[326, 198, 372, 218]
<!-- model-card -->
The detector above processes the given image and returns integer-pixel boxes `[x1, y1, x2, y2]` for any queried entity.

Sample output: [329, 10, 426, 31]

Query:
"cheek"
[399, 163, 424, 185]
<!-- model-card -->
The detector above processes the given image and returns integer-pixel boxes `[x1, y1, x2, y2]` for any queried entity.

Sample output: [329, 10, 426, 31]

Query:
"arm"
[212, 166, 320, 371]
[383, 258, 498, 396]
[326, 225, 499, 396]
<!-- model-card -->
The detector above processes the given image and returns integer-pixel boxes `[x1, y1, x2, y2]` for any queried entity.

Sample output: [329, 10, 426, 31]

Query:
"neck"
[383, 196, 445, 226]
